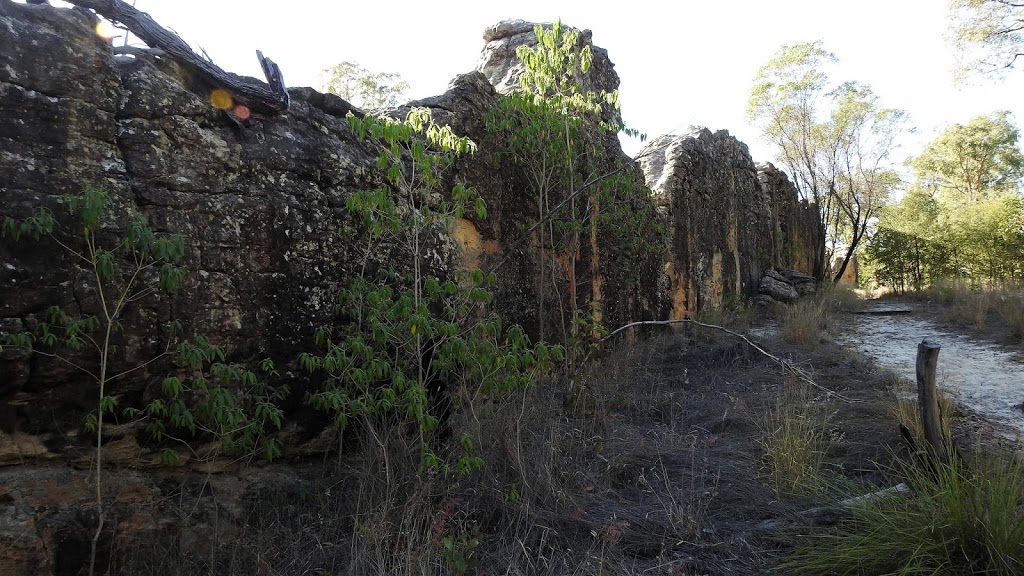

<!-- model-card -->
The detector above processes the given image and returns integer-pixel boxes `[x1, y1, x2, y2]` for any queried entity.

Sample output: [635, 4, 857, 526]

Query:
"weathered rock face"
[637, 131, 821, 318]
[756, 162, 823, 278]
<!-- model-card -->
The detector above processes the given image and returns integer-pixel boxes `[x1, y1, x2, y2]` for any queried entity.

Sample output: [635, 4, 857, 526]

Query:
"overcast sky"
[50, 1, 1024, 163]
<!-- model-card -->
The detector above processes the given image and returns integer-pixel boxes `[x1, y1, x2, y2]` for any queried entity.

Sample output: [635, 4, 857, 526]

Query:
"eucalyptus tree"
[907, 111, 1024, 281]
[320, 60, 410, 109]
[909, 110, 1024, 203]
[748, 42, 908, 283]
[950, 0, 1024, 77]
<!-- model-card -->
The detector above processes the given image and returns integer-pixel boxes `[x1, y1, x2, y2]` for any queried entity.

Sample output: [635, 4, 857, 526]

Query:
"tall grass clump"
[756, 380, 831, 497]
[995, 289, 1024, 341]
[782, 297, 829, 345]
[781, 447, 1024, 575]
[821, 282, 861, 311]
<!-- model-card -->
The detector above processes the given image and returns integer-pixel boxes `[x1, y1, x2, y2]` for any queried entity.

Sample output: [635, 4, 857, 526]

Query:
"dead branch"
[64, 0, 289, 116]
[604, 318, 856, 402]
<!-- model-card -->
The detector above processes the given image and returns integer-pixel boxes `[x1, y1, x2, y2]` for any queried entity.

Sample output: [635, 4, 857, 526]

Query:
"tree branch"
[64, 0, 289, 116]
[604, 318, 856, 402]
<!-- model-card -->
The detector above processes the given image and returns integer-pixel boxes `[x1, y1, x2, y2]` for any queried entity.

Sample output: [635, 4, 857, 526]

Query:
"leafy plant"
[2, 189, 187, 576]
[126, 338, 288, 464]
[2, 190, 287, 575]
[301, 109, 561, 474]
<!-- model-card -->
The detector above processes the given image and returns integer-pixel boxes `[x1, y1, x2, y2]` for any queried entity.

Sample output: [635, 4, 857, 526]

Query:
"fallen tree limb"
[64, 0, 289, 116]
[604, 319, 856, 402]
[752, 482, 911, 531]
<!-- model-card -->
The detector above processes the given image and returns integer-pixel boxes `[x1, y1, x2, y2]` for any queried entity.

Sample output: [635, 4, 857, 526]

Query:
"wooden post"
[916, 339, 944, 457]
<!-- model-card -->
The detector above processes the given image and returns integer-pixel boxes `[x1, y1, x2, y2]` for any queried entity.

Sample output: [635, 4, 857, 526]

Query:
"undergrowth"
[782, 446, 1024, 575]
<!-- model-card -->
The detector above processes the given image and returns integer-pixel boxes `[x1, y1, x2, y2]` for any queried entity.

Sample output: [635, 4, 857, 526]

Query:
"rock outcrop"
[757, 162, 823, 278]
[0, 5, 821, 574]
[637, 131, 821, 318]
[478, 19, 622, 127]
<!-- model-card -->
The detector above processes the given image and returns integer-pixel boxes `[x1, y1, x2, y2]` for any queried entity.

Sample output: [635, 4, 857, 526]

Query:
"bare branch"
[604, 318, 857, 402]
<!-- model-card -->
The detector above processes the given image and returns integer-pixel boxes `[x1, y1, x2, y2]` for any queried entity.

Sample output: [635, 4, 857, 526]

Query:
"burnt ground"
[496, 308, 910, 575]
[108, 298, 957, 576]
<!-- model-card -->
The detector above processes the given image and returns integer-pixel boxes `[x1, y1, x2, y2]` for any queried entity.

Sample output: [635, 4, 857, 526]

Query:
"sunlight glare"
[95, 20, 118, 41]
[209, 89, 233, 110]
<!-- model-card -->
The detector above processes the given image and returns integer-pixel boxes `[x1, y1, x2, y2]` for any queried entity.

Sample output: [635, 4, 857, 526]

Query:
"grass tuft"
[782, 297, 829, 345]
[782, 446, 1024, 575]
[756, 380, 831, 497]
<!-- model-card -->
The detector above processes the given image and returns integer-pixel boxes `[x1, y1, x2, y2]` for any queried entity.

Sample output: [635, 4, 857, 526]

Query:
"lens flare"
[233, 104, 251, 121]
[95, 20, 118, 41]
[210, 89, 233, 110]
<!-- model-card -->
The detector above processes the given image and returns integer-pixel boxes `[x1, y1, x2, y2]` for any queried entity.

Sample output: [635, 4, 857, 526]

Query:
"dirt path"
[839, 302, 1024, 443]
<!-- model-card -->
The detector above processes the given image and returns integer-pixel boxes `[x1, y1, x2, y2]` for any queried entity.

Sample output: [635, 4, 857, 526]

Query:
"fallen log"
[64, 0, 289, 116]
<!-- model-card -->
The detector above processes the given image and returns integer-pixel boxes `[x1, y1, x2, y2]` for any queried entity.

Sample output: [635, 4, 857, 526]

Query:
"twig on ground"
[604, 319, 857, 402]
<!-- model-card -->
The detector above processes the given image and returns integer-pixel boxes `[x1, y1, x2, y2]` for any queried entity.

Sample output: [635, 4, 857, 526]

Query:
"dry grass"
[897, 279, 1024, 344]
[756, 379, 832, 497]
[782, 297, 829, 344]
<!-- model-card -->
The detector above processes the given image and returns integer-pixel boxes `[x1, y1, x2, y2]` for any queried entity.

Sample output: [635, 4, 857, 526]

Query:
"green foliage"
[1, 189, 186, 357]
[2, 189, 286, 465]
[950, 0, 1024, 78]
[128, 338, 288, 462]
[911, 110, 1024, 202]
[867, 112, 1024, 287]
[320, 60, 410, 109]
[441, 523, 480, 575]
[2, 206, 54, 241]
[748, 42, 907, 283]
[485, 20, 662, 350]
[302, 109, 561, 472]
[782, 447, 1024, 575]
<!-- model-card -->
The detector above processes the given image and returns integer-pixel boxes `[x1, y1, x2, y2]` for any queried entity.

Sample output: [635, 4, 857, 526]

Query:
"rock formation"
[477, 19, 622, 127]
[0, 5, 821, 574]
[637, 131, 821, 317]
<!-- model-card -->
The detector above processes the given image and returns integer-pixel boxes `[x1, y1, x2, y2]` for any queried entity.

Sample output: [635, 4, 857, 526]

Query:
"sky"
[46, 1, 1024, 166]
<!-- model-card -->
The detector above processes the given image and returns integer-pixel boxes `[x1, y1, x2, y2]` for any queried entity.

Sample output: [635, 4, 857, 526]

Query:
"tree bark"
[64, 0, 289, 116]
